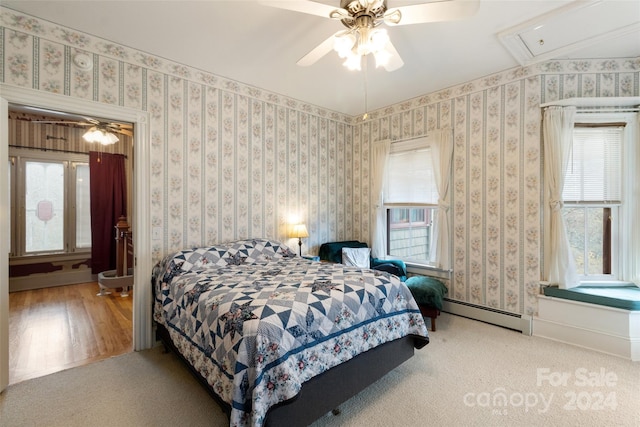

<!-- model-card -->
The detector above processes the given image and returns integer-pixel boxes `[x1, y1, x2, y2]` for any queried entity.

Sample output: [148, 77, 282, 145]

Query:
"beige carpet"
[1, 313, 638, 426]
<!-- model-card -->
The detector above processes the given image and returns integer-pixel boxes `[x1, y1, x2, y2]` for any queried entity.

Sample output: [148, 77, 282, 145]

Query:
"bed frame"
[156, 323, 427, 426]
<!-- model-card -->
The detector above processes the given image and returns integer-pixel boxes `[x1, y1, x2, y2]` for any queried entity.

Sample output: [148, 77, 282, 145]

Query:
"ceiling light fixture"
[264, 0, 480, 71]
[330, 1, 399, 71]
[82, 126, 119, 145]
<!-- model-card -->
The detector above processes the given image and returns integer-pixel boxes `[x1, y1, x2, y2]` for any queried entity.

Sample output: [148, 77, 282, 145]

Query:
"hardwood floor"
[8, 282, 133, 385]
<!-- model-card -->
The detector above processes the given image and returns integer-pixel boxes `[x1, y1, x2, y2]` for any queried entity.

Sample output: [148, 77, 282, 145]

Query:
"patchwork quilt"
[152, 239, 429, 427]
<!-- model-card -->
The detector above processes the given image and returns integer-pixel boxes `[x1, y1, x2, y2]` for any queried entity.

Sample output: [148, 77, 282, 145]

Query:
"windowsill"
[405, 262, 452, 279]
[579, 280, 637, 287]
[542, 283, 640, 311]
[10, 252, 91, 265]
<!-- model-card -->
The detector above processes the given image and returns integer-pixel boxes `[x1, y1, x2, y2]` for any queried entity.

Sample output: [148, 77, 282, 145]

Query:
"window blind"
[563, 127, 623, 203]
[384, 139, 438, 205]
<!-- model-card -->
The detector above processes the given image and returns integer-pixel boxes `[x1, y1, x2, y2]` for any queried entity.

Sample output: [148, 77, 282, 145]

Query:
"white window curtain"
[628, 113, 640, 285]
[370, 139, 391, 259]
[543, 106, 579, 289]
[427, 129, 453, 270]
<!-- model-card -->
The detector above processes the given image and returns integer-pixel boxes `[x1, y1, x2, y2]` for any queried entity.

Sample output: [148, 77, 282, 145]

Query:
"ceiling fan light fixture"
[333, 32, 357, 58]
[83, 126, 119, 145]
[343, 52, 362, 71]
[369, 28, 389, 51]
[373, 48, 391, 68]
[383, 8, 401, 25]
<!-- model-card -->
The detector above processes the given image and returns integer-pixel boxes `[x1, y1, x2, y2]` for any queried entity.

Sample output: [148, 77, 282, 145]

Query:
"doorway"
[6, 104, 134, 384]
[0, 85, 153, 393]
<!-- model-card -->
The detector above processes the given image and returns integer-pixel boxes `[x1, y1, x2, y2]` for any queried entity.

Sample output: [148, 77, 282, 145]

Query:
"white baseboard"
[9, 269, 96, 292]
[534, 295, 639, 361]
[442, 299, 532, 335]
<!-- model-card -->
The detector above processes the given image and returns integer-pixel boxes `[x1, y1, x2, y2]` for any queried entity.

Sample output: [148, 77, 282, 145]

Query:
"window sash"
[24, 160, 65, 254]
[563, 127, 623, 203]
[563, 204, 618, 279]
[386, 206, 437, 264]
[10, 150, 91, 258]
[384, 141, 438, 205]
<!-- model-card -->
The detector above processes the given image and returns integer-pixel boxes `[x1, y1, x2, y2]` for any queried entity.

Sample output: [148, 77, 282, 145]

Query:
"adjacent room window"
[562, 124, 624, 280]
[9, 149, 91, 257]
[384, 138, 438, 264]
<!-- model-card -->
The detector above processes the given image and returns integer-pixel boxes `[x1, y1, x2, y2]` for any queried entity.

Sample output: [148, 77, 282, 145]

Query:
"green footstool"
[405, 275, 448, 331]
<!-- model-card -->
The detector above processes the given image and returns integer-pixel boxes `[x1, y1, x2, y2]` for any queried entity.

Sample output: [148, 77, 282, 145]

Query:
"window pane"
[564, 206, 612, 276]
[564, 127, 622, 203]
[385, 148, 438, 205]
[25, 161, 64, 253]
[388, 208, 434, 262]
[564, 207, 585, 274]
[586, 208, 604, 275]
[76, 164, 91, 249]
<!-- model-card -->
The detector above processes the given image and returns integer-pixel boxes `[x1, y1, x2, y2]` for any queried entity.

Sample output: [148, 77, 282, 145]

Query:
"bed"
[152, 238, 429, 426]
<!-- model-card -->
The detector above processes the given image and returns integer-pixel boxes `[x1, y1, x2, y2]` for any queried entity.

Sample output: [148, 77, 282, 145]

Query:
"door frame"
[0, 84, 153, 392]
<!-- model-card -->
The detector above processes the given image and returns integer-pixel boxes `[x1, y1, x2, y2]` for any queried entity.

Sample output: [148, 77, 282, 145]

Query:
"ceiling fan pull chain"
[362, 58, 369, 120]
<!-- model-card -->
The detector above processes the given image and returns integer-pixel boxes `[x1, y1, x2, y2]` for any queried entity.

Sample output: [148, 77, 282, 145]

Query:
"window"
[384, 138, 438, 264]
[9, 149, 91, 257]
[562, 121, 630, 281]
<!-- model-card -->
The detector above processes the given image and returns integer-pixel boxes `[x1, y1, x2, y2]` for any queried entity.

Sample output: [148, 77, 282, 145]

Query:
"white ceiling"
[3, 0, 639, 116]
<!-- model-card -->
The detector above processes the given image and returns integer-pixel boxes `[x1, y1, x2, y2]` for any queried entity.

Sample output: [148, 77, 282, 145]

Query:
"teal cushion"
[543, 285, 640, 311]
[405, 276, 448, 310]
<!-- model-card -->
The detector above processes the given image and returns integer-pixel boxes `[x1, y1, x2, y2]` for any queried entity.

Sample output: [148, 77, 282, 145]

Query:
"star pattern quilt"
[152, 239, 429, 427]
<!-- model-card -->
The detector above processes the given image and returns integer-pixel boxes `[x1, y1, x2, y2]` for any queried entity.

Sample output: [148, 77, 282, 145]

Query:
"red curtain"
[89, 152, 127, 274]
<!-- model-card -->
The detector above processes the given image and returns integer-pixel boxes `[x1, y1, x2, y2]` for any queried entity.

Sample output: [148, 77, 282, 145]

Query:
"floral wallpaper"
[1, 7, 638, 316]
[355, 58, 639, 316]
[0, 7, 354, 264]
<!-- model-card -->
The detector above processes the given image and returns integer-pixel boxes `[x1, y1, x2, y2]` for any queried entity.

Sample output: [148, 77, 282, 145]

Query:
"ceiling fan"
[23, 106, 133, 145]
[261, 0, 480, 71]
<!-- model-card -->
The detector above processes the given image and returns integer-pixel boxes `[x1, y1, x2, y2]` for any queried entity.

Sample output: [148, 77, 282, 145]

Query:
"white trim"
[389, 135, 429, 153]
[0, 97, 9, 392]
[534, 295, 639, 361]
[497, 0, 640, 66]
[572, 112, 638, 284]
[540, 96, 640, 109]
[0, 85, 153, 389]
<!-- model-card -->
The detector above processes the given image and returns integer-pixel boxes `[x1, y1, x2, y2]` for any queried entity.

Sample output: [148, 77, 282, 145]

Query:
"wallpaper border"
[0, 6, 353, 124]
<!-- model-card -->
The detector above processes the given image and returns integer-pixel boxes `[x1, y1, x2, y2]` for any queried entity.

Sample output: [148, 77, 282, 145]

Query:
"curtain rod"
[575, 108, 639, 113]
[8, 144, 128, 158]
[575, 122, 627, 128]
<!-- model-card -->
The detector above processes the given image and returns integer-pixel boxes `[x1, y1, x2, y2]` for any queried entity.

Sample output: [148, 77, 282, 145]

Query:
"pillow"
[404, 275, 448, 310]
[342, 247, 371, 269]
[373, 262, 404, 277]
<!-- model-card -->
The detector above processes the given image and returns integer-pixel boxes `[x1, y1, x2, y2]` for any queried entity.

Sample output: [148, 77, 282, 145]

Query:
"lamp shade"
[292, 224, 309, 238]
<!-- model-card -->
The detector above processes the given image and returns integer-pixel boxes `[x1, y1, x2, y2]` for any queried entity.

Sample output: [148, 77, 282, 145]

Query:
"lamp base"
[298, 238, 303, 256]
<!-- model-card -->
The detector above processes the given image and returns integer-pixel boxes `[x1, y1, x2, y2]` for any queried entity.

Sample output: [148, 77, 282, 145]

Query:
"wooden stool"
[418, 304, 440, 332]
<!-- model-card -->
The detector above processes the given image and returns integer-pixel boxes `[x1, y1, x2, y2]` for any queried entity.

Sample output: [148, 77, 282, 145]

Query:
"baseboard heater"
[442, 299, 532, 335]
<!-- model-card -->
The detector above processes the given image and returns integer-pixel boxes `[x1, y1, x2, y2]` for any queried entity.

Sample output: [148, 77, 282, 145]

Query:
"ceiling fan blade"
[297, 31, 343, 67]
[382, 40, 404, 72]
[33, 120, 91, 126]
[259, 1, 339, 19]
[114, 128, 133, 137]
[385, 0, 480, 26]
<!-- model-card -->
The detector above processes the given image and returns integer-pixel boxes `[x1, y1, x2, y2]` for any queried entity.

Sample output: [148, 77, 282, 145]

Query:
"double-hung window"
[9, 148, 91, 258]
[384, 138, 438, 264]
[562, 116, 635, 282]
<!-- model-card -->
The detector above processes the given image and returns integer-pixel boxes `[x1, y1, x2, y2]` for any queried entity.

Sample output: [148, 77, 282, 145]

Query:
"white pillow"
[342, 247, 371, 269]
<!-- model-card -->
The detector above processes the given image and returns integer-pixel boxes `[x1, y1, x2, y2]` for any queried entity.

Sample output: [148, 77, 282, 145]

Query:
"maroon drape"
[89, 152, 127, 274]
